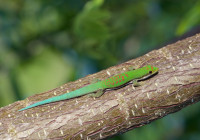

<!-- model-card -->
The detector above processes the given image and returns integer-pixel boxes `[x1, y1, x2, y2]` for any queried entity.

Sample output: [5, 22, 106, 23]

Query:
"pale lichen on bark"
[0, 34, 200, 139]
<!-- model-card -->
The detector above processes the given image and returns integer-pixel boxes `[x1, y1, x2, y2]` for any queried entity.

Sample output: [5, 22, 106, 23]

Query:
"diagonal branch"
[0, 34, 200, 139]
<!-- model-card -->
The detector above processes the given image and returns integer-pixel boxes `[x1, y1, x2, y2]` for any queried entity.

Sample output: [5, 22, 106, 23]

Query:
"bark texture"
[0, 34, 200, 140]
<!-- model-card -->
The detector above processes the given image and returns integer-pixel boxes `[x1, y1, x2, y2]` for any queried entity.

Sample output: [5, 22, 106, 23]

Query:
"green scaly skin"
[19, 65, 159, 111]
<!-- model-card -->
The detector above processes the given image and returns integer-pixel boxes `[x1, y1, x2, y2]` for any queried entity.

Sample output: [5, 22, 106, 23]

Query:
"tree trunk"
[0, 34, 200, 140]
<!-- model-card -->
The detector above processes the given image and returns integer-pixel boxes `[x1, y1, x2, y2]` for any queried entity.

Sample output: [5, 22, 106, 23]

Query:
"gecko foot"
[132, 80, 141, 87]
[91, 78, 101, 84]
[128, 66, 136, 71]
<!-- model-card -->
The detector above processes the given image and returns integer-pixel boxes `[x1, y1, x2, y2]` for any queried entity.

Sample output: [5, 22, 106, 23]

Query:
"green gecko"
[19, 65, 158, 111]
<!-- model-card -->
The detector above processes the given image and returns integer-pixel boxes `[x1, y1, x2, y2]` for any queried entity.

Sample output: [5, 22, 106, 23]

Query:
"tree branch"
[1, 34, 200, 139]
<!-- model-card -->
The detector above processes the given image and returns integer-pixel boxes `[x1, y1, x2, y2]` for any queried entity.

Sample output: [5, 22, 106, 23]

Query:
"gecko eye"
[149, 71, 152, 74]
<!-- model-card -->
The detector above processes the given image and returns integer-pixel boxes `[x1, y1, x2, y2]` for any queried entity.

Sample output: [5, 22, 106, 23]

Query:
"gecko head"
[145, 65, 159, 75]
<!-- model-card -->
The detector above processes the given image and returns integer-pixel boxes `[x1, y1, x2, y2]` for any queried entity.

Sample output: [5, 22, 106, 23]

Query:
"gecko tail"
[18, 95, 63, 111]
[18, 83, 96, 111]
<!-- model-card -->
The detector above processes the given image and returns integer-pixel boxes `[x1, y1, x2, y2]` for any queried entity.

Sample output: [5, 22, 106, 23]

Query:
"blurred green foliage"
[0, 0, 200, 139]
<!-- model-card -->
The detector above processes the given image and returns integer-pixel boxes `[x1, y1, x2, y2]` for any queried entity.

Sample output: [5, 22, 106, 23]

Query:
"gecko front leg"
[132, 80, 141, 87]
[128, 66, 136, 71]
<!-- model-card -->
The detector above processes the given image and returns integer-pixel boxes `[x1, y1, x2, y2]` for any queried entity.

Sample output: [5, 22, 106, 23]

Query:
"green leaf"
[176, 1, 200, 35]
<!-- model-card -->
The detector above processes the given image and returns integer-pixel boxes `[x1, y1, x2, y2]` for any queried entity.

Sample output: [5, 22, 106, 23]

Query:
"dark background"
[0, 0, 200, 139]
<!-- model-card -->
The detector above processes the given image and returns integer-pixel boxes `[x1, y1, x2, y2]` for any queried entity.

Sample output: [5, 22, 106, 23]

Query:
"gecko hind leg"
[89, 89, 104, 98]
[91, 78, 101, 84]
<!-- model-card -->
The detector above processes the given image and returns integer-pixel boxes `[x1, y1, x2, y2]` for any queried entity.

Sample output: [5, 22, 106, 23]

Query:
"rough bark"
[0, 33, 200, 140]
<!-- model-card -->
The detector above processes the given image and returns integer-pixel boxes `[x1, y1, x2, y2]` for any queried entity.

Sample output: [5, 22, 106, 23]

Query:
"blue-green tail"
[18, 95, 65, 111]
[18, 82, 100, 111]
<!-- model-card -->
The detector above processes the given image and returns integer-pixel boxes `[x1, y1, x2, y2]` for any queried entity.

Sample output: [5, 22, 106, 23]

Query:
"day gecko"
[19, 65, 158, 111]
